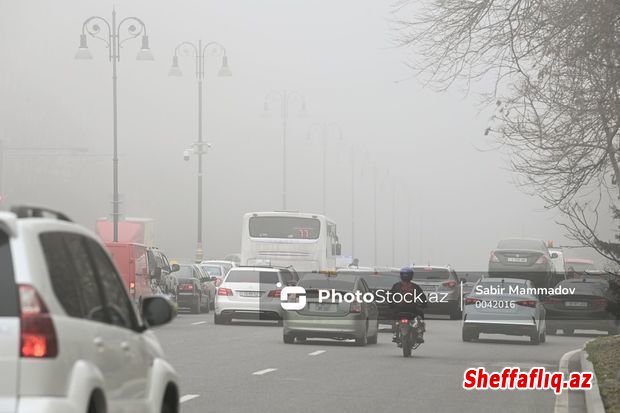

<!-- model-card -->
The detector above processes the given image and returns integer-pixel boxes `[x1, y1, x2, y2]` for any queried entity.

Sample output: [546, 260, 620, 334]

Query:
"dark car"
[173, 264, 208, 314]
[488, 238, 555, 288]
[412, 265, 462, 319]
[354, 271, 400, 325]
[544, 278, 619, 336]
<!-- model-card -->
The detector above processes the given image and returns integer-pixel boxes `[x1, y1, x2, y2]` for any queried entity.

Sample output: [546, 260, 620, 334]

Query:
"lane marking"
[191, 321, 207, 325]
[308, 350, 326, 356]
[252, 368, 278, 376]
[180, 394, 200, 403]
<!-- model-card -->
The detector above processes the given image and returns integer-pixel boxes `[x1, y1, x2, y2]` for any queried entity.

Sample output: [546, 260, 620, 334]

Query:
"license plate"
[507, 257, 528, 263]
[565, 301, 588, 307]
[239, 291, 261, 297]
[421, 285, 436, 291]
[310, 303, 338, 312]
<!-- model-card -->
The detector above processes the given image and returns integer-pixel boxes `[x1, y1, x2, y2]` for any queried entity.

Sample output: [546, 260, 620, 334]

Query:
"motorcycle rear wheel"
[402, 333, 412, 357]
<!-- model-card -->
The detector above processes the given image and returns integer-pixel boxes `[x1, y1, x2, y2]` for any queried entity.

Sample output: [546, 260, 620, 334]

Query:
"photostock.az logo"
[280, 286, 306, 311]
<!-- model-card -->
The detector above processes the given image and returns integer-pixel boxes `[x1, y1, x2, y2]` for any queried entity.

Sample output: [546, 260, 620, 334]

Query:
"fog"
[0, 0, 599, 269]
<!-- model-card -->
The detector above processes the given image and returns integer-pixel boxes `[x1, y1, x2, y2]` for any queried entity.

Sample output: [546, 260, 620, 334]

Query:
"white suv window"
[40, 232, 106, 323]
[0, 231, 17, 317]
[86, 239, 138, 331]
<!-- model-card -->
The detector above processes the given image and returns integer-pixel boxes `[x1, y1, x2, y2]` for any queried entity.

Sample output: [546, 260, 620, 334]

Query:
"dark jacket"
[389, 281, 427, 318]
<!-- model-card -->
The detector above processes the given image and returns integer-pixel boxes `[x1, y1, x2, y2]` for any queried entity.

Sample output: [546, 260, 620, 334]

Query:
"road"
[154, 313, 599, 413]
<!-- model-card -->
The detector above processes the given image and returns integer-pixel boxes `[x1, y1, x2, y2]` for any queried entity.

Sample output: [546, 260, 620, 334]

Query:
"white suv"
[0, 206, 179, 413]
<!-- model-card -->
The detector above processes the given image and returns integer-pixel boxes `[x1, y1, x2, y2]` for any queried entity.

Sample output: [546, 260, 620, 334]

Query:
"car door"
[359, 278, 379, 334]
[86, 238, 150, 411]
[0, 230, 19, 412]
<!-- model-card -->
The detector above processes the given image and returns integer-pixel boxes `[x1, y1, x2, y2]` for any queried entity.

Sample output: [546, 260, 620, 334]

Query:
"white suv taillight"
[18, 284, 58, 358]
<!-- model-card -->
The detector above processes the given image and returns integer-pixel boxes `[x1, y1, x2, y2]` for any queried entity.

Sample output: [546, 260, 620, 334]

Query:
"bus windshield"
[249, 216, 321, 239]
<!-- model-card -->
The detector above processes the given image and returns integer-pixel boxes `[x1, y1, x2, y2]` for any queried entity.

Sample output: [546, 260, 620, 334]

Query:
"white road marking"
[252, 368, 278, 376]
[191, 321, 207, 325]
[180, 394, 200, 403]
[308, 350, 326, 356]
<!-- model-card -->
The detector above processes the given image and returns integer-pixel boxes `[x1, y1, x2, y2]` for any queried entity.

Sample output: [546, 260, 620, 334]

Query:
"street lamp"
[263, 91, 307, 210]
[307, 123, 342, 215]
[76, 8, 153, 242]
[169, 40, 230, 262]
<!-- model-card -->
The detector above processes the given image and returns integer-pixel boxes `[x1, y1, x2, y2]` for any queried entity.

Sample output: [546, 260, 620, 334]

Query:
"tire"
[608, 323, 619, 336]
[161, 401, 175, 413]
[355, 323, 368, 346]
[192, 296, 201, 314]
[402, 333, 412, 357]
[368, 331, 378, 345]
[283, 333, 295, 344]
[296, 336, 307, 344]
[540, 330, 546, 343]
[450, 305, 462, 320]
[462, 328, 478, 342]
[564, 328, 575, 336]
[203, 294, 210, 314]
[214, 313, 228, 325]
[530, 330, 541, 345]
[547, 327, 557, 335]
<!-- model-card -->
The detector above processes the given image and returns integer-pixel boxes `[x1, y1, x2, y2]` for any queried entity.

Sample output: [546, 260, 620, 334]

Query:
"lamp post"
[169, 41, 231, 262]
[76, 9, 153, 242]
[307, 123, 342, 215]
[263, 91, 306, 210]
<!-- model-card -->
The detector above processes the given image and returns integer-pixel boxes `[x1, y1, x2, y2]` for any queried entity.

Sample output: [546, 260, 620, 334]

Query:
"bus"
[240, 211, 342, 272]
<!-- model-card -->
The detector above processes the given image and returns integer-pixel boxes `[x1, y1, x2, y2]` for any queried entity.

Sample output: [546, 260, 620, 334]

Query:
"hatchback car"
[0, 206, 178, 413]
[214, 266, 297, 324]
[282, 272, 379, 346]
[462, 277, 546, 344]
[488, 238, 554, 288]
[412, 265, 462, 319]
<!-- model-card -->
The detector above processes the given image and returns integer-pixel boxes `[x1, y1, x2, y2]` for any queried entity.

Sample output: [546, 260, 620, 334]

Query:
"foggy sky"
[0, 0, 603, 269]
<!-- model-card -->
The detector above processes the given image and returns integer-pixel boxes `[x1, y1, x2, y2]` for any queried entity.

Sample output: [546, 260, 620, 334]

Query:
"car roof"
[478, 277, 528, 284]
[229, 266, 279, 272]
[565, 258, 595, 264]
[413, 265, 452, 270]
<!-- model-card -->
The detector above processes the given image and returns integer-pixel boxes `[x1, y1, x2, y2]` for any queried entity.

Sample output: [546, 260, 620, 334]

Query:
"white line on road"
[252, 368, 278, 376]
[180, 394, 200, 403]
[308, 350, 326, 356]
[191, 321, 207, 325]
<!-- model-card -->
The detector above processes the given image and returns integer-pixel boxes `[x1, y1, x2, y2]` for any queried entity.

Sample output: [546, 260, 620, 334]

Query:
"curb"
[555, 348, 582, 413]
[580, 343, 606, 413]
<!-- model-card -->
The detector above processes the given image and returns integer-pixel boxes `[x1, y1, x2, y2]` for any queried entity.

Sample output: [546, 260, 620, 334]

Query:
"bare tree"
[397, 0, 620, 264]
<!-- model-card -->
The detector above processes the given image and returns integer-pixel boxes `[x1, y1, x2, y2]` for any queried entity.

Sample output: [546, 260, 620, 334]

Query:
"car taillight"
[442, 280, 457, 288]
[217, 288, 233, 296]
[535, 256, 547, 265]
[18, 284, 58, 358]
[349, 302, 362, 313]
[129, 281, 136, 296]
[464, 297, 481, 305]
[399, 318, 410, 324]
[179, 284, 193, 291]
[268, 290, 281, 298]
[516, 300, 537, 308]
[544, 297, 561, 305]
[489, 252, 499, 263]
[591, 298, 607, 308]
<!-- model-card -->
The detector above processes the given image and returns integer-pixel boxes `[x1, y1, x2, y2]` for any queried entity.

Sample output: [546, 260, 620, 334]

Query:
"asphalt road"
[154, 313, 600, 413]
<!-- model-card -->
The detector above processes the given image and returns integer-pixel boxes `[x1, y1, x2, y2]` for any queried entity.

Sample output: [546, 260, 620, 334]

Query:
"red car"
[105, 242, 153, 307]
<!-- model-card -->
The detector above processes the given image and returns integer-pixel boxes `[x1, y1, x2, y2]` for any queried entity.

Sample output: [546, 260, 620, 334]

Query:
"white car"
[462, 277, 547, 344]
[0, 206, 179, 413]
[213, 266, 296, 325]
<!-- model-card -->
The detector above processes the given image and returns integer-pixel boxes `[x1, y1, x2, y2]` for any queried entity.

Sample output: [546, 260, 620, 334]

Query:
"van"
[105, 242, 152, 306]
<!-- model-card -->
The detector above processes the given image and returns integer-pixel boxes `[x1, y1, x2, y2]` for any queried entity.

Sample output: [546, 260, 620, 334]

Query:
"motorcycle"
[395, 312, 423, 357]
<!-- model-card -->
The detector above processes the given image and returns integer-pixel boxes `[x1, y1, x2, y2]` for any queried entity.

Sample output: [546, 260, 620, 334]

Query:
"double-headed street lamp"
[307, 123, 343, 215]
[169, 40, 231, 262]
[76, 9, 153, 242]
[263, 91, 307, 210]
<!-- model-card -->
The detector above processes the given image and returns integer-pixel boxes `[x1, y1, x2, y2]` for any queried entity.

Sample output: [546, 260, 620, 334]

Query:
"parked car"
[214, 266, 297, 324]
[565, 258, 597, 278]
[105, 242, 153, 308]
[462, 277, 547, 344]
[544, 277, 619, 336]
[282, 272, 379, 345]
[173, 264, 210, 314]
[412, 265, 463, 319]
[488, 238, 554, 288]
[0, 206, 178, 413]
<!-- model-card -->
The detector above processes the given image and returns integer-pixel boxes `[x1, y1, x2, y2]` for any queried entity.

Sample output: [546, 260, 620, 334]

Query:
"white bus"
[240, 211, 342, 272]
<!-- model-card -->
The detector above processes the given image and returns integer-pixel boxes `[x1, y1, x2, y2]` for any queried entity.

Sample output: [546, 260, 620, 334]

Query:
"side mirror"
[151, 267, 162, 280]
[550, 252, 559, 259]
[141, 296, 174, 327]
[171, 263, 180, 273]
[335, 243, 342, 256]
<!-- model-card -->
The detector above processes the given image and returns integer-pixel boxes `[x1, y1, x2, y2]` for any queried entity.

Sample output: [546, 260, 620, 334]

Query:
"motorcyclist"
[390, 266, 427, 344]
